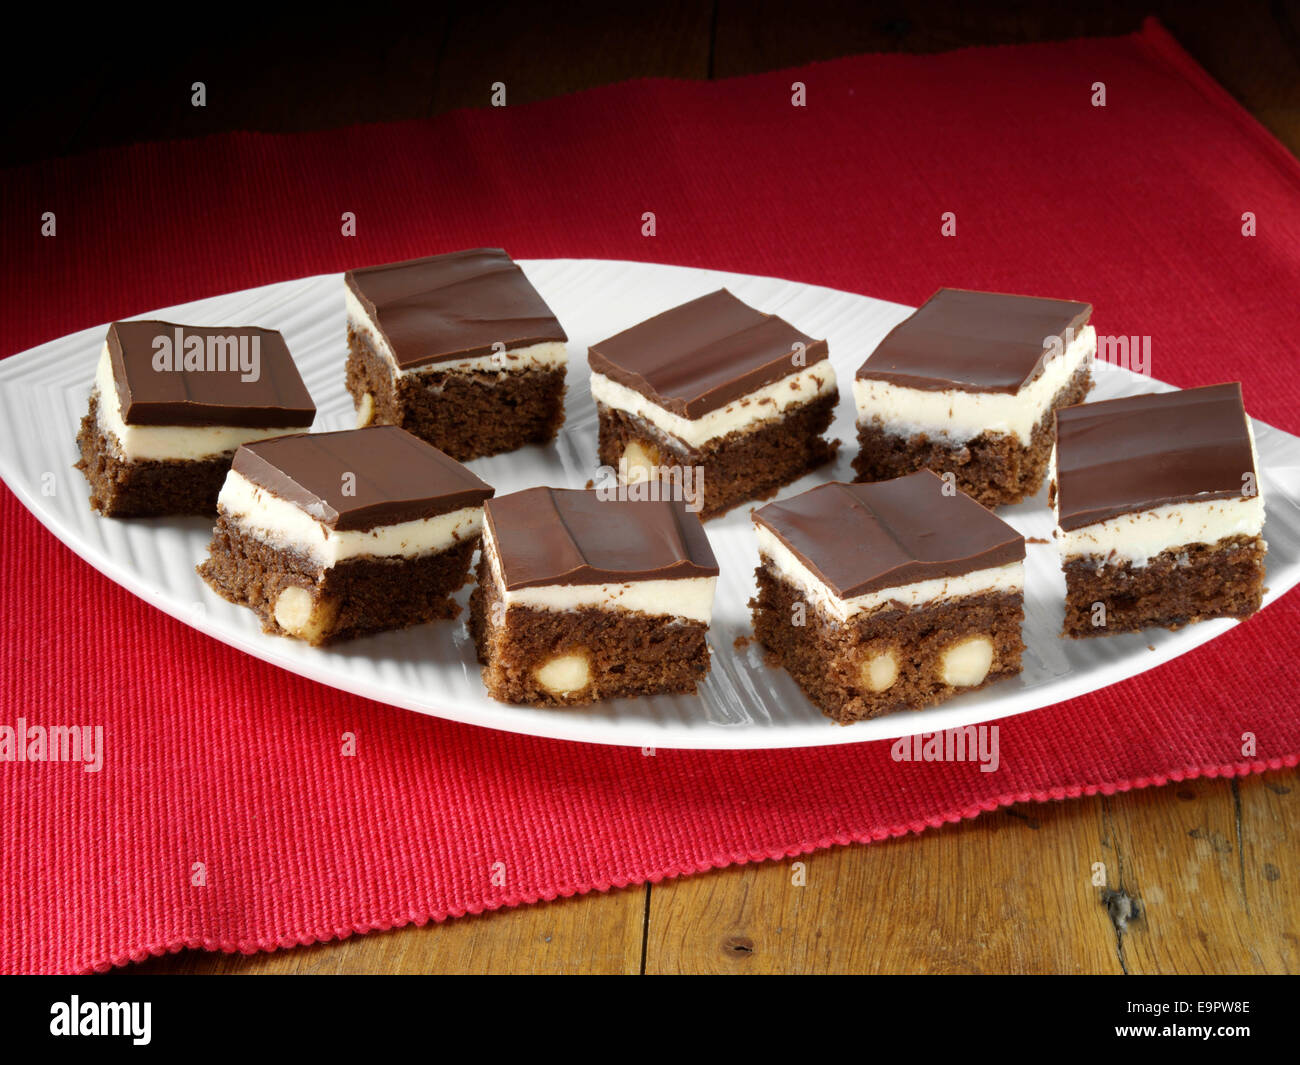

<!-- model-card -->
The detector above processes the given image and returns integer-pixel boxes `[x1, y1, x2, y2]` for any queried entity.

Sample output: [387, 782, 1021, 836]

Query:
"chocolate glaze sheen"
[109, 320, 316, 428]
[1054, 382, 1257, 530]
[345, 248, 568, 370]
[753, 471, 1025, 599]
[485, 487, 719, 589]
[231, 425, 494, 531]
[856, 288, 1092, 393]
[587, 289, 829, 419]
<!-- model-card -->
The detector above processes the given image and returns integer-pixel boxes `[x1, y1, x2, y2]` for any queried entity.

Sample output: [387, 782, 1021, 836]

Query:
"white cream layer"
[1050, 427, 1266, 567]
[217, 469, 484, 567]
[755, 523, 1024, 623]
[345, 286, 567, 377]
[853, 324, 1096, 446]
[590, 363, 837, 450]
[92, 345, 302, 462]
[482, 521, 716, 624]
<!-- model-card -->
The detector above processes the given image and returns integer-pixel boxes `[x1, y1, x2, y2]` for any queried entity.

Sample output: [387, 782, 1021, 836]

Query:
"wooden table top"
[60, 0, 1296, 974]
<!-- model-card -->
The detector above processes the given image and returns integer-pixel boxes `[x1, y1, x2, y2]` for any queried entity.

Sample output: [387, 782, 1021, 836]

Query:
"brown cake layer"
[596, 391, 838, 521]
[345, 327, 565, 462]
[198, 515, 476, 645]
[468, 554, 711, 706]
[1062, 534, 1266, 637]
[76, 396, 231, 517]
[852, 362, 1092, 507]
[750, 564, 1025, 723]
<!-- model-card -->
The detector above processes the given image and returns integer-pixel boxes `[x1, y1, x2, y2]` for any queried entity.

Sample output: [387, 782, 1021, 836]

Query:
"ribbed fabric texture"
[1, 18, 1297, 973]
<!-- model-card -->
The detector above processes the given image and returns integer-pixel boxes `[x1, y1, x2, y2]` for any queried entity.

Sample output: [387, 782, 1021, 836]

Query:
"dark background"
[8, 0, 1299, 169]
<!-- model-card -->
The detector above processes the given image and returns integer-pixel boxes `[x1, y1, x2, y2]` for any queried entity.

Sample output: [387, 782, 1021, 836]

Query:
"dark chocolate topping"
[586, 289, 830, 419]
[1053, 383, 1256, 531]
[345, 248, 568, 370]
[752, 471, 1025, 599]
[108, 320, 316, 428]
[855, 287, 1092, 394]
[485, 487, 719, 590]
[231, 425, 494, 531]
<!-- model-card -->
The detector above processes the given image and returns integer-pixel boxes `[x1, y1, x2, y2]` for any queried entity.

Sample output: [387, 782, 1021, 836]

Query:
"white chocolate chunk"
[860, 651, 898, 692]
[940, 636, 994, 687]
[355, 391, 375, 427]
[535, 651, 591, 695]
[273, 585, 338, 643]
[621, 441, 658, 484]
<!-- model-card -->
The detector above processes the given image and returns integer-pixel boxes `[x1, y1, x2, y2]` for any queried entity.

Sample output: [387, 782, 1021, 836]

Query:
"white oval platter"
[1, 259, 1297, 749]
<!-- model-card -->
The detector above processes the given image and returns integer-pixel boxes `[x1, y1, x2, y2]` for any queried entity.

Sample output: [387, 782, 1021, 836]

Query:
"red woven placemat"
[2, 18, 1297, 974]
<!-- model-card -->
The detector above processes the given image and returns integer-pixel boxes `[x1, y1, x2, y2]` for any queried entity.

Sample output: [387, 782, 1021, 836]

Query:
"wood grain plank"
[8, 1, 1298, 166]
[1238, 769, 1300, 973]
[644, 801, 1124, 974]
[8, 12, 453, 167]
[125, 886, 646, 975]
[1095, 770, 1298, 974]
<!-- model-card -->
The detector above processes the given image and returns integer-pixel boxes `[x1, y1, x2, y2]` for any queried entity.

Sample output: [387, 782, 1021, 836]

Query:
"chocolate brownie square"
[76, 320, 315, 516]
[1051, 383, 1266, 636]
[469, 487, 719, 706]
[199, 426, 493, 644]
[344, 248, 568, 461]
[589, 289, 838, 520]
[750, 470, 1026, 722]
[853, 288, 1094, 506]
